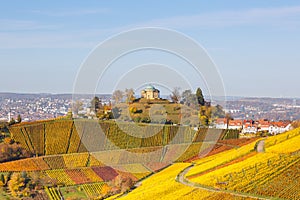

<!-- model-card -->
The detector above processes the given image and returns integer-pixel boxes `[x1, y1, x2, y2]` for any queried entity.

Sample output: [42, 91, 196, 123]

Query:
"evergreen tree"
[17, 114, 22, 123]
[196, 87, 205, 106]
[91, 96, 101, 112]
[8, 118, 16, 126]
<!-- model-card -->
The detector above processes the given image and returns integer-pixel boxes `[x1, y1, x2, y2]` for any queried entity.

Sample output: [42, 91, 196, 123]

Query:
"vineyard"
[5, 119, 298, 199]
[9, 119, 239, 156]
[44, 186, 63, 200]
[185, 141, 259, 178]
[184, 127, 300, 199]
[0, 154, 153, 184]
[81, 182, 110, 199]
[117, 163, 255, 200]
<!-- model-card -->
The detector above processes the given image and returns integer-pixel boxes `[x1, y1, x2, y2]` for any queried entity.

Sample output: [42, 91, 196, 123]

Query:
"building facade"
[141, 85, 160, 100]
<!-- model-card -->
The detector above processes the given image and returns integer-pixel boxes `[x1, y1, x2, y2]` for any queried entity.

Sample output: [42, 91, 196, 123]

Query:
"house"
[215, 118, 227, 129]
[215, 118, 243, 130]
[242, 120, 258, 134]
[228, 119, 243, 130]
[269, 121, 292, 135]
[215, 118, 292, 135]
[258, 120, 270, 132]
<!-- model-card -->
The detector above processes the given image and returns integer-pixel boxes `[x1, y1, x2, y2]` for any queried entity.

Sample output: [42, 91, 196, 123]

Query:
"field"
[184, 127, 300, 199]
[2, 119, 298, 199]
[8, 119, 239, 156]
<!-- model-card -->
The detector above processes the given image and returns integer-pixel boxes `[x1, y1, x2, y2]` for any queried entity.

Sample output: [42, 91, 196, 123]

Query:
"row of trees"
[112, 88, 135, 104]
[111, 87, 205, 106]
[0, 171, 52, 198]
[7, 114, 22, 126]
[170, 87, 226, 126]
[86, 89, 135, 113]
[170, 87, 205, 106]
[71, 87, 226, 127]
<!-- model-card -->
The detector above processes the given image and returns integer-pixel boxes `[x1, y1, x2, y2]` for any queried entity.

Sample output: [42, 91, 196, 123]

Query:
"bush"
[141, 117, 151, 123]
[133, 117, 141, 123]
[129, 107, 137, 113]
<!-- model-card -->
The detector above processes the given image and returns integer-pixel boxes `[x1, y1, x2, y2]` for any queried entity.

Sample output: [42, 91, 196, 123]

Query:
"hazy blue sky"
[1, 0, 300, 97]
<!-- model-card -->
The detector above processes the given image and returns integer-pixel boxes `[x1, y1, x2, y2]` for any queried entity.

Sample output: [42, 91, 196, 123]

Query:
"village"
[215, 118, 292, 135]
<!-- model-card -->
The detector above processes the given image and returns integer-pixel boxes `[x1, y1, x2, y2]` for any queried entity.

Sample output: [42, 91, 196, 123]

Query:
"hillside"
[1, 119, 298, 199]
[115, 100, 200, 125]
[118, 128, 300, 199]
[0, 119, 243, 199]
[8, 119, 239, 156]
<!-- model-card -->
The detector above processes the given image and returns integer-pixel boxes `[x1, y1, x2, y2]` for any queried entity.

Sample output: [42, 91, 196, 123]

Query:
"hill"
[8, 119, 239, 156]
[0, 119, 243, 199]
[116, 127, 300, 200]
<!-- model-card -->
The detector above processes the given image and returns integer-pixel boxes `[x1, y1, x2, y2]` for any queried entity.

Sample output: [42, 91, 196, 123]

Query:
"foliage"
[181, 89, 197, 107]
[112, 90, 124, 104]
[291, 120, 300, 128]
[170, 87, 181, 103]
[7, 172, 32, 198]
[0, 140, 30, 163]
[81, 182, 109, 199]
[125, 88, 135, 103]
[90, 97, 101, 112]
[8, 118, 16, 126]
[17, 115, 22, 123]
[72, 100, 83, 116]
[9, 119, 237, 157]
[196, 87, 205, 106]
[186, 141, 258, 177]
[113, 174, 134, 193]
[186, 128, 300, 199]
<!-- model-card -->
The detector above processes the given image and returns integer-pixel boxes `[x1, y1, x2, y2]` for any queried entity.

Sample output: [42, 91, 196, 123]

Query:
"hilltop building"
[141, 85, 160, 100]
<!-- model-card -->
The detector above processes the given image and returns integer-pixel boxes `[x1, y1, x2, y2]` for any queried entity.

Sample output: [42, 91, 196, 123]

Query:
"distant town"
[0, 92, 299, 126]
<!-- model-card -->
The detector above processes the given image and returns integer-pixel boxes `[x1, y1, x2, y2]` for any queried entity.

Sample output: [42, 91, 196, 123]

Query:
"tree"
[0, 174, 5, 186]
[170, 87, 181, 103]
[17, 115, 22, 123]
[181, 89, 197, 107]
[211, 104, 225, 119]
[112, 90, 124, 104]
[72, 100, 83, 115]
[225, 113, 233, 129]
[8, 172, 30, 197]
[181, 90, 192, 104]
[113, 174, 134, 193]
[196, 87, 205, 106]
[125, 88, 135, 103]
[90, 97, 101, 112]
[66, 109, 73, 119]
[199, 106, 212, 126]
[292, 120, 300, 128]
[8, 118, 16, 126]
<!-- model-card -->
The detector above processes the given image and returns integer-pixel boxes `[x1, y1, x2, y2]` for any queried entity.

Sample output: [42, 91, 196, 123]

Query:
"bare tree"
[112, 90, 124, 104]
[125, 88, 135, 103]
[72, 100, 83, 115]
[170, 87, 181, 103]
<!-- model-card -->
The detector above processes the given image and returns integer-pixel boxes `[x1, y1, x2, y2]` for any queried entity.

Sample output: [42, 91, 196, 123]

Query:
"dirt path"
[176, 164, 272, 200]
[256, 140, 265, 153]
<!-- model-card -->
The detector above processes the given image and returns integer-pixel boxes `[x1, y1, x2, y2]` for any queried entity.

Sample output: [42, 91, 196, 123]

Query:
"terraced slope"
[9, 119, 239, 156]
[184, 128, 300, 200]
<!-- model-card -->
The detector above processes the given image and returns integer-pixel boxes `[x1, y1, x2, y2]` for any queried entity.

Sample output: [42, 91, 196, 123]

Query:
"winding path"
[256, 140, 265, 153]
[176, 164, 271, 200]
[176, 140, 272, 200]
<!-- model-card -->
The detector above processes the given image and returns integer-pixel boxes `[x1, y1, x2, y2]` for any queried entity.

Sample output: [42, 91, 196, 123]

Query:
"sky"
[1, 0, 300, 98]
